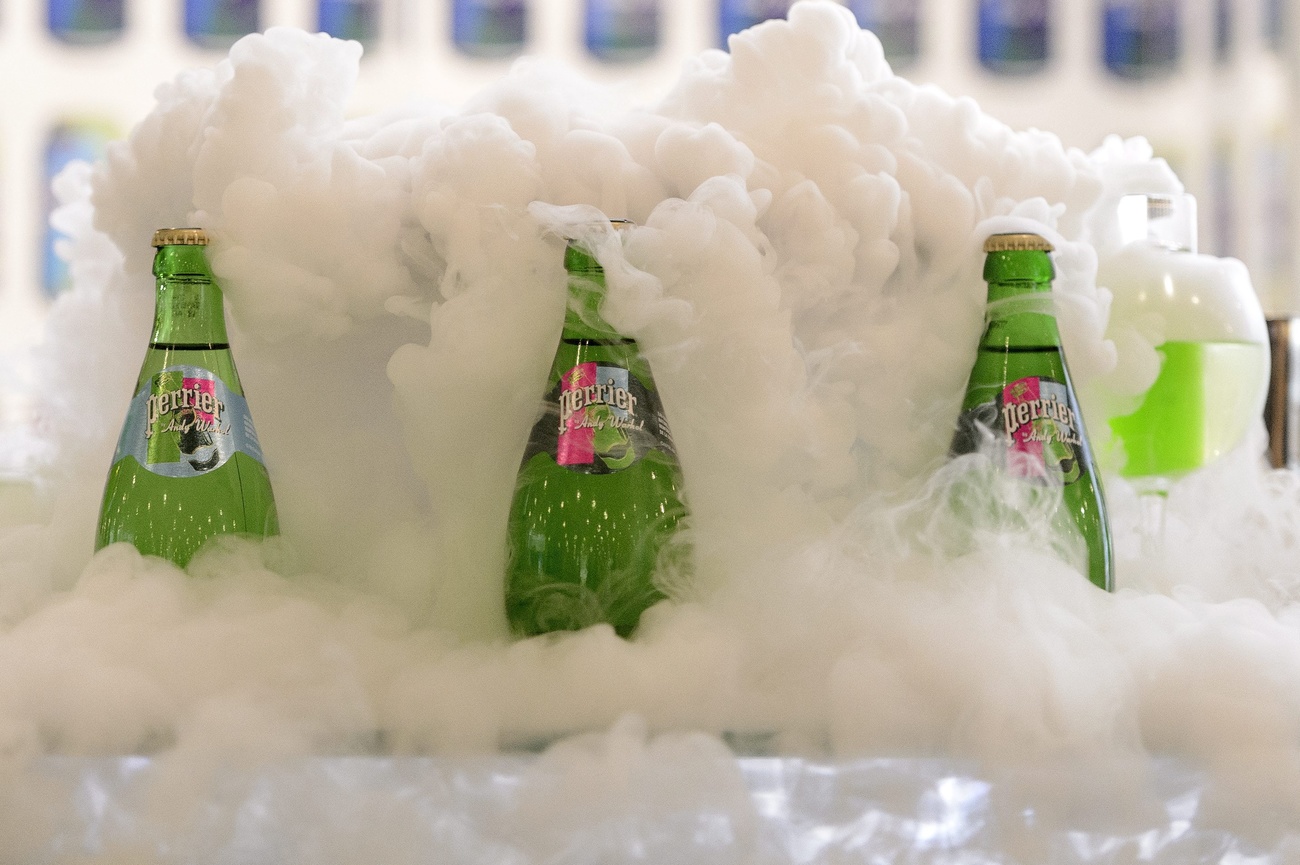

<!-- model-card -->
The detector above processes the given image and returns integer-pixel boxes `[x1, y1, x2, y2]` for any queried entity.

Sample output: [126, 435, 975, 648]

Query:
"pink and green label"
[557, 362, 638, 468]
[997, 376, 1084, 484]
[954, 375, 1088, 486]
[523, 361, 675, 475]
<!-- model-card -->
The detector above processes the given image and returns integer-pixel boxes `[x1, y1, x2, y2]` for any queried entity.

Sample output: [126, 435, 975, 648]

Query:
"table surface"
[9, 752, 1298, 864]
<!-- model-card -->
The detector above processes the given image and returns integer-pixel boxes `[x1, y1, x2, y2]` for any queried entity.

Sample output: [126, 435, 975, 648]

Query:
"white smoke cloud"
[1, 0, 1298, 853]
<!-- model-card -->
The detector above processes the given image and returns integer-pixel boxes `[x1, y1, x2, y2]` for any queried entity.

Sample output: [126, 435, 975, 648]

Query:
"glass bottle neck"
[150, 245, 229, 347]
[980, 251, 1061, 349]
[982, 283, 1062, 348]
[562, 245, 627, 343]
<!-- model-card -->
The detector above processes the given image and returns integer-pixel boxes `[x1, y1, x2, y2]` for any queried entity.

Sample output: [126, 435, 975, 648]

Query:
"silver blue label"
[112, 365, 266, 478]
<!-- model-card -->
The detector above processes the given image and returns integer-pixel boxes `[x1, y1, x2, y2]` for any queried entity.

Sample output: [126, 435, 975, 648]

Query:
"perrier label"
[523, 360, 678, 475]
[950, 232, 1113, 591]
[113, 365, 263, 477]
[147, 369, 218, 468]
[505, 220, 691, 638]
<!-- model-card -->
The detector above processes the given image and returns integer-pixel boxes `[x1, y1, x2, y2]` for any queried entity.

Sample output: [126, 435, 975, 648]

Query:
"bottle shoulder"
[980, 309, 1064, 350]
[963, 343, 1074, 403]
[547, 337, 657, 390]
[134, 346, 246, 396]
[150, 279, 230, 345]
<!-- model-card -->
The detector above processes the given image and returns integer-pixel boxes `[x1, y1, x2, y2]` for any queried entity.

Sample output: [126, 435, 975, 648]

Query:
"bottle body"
[950, 237, 1113, 592]
[96, 232, 278, 568]
[505, 237, 690, 637]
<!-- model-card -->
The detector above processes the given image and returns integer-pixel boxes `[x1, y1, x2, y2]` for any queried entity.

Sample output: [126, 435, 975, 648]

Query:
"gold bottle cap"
[563, 218, 635, 245]
[561, 217, 637, 248]
[152, 227, 209, 248]
[983, 233, 1053, 253]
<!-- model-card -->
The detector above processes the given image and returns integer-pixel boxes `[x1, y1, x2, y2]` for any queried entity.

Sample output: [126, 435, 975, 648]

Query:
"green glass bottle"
[949, 233, 1114, 591]
[95, 228, 278, 567]
[505, 222, 691, 637]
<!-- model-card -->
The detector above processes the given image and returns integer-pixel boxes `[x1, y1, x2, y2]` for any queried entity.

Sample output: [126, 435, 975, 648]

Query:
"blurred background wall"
[0, 0, 1295, 360]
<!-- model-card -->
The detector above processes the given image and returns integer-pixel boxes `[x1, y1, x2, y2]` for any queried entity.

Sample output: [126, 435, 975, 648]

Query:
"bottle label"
[522, 361, 676, 474]
[112, 365, 267, 478]
[953, 376, 1087, 485]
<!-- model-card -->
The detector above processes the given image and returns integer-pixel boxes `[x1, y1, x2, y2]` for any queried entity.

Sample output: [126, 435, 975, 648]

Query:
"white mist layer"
[2, 0, 1299, 848]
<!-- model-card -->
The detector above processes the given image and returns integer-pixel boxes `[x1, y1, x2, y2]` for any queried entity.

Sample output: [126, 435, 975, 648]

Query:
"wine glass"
[1098, 193, 1270, 548]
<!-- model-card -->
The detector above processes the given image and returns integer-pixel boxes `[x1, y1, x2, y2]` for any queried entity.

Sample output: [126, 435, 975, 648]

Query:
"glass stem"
[1138, 488, 1169, 557]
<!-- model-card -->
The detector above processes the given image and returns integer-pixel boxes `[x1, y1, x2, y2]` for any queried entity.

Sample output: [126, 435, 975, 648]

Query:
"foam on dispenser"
[1099, 192, 1270, 483]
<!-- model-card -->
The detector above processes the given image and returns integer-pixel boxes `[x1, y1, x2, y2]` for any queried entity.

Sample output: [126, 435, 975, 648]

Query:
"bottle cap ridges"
[983, 233, 1053, 253]
[152, 228, 209, 247]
